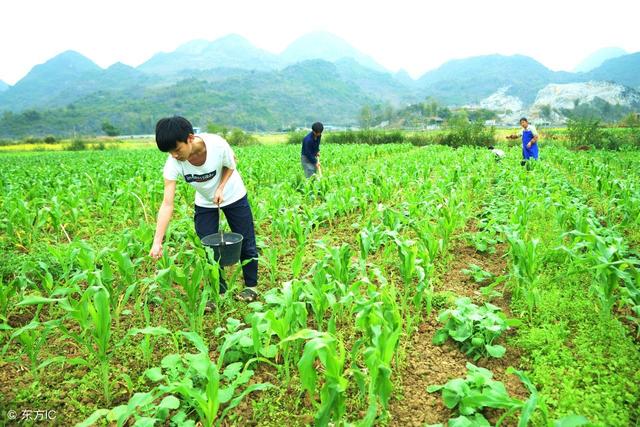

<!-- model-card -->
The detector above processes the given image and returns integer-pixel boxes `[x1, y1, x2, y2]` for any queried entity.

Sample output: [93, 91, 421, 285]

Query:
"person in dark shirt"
[301, 122, 323, 178]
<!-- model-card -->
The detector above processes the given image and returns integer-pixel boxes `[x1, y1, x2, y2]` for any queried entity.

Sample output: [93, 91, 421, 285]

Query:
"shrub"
[567, 119, 639, 150]
[289, 127, 495, 148]
[101, 121, 120, 137]
[43, 135, 57, 144]
[22, 137, 42, 144]
[434, 121, 495, 148]
[567, 118, 604, 148]
[618, 113, 640, 128]
[629, 128, 640, 148]
[207, 123, 229, 138]
[407, 133, 438, 146]
[324, 130, 404, 145]
[287, 130, 307, 145]
[67, 139, 87, 151]
[226, 128, 258, 146]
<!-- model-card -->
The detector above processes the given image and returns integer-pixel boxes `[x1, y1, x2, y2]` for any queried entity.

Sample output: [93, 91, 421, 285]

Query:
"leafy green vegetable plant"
[433, 297, 517, 360]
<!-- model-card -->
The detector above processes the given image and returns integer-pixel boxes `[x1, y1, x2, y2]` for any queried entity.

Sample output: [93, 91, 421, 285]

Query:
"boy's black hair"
[311, 122, 324, 133]
[155, 116, 194, 152]
[519, 117, 528, 123]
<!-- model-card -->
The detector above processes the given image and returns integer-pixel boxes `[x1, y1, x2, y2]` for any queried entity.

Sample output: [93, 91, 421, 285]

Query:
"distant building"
[323, 124, 348, 131]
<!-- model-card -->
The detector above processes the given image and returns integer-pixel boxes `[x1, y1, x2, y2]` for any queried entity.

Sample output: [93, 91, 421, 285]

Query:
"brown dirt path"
[388, 235, 528, 426]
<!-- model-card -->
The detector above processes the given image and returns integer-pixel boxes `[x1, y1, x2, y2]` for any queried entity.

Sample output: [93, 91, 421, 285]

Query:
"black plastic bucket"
[201, 232, 243, 266]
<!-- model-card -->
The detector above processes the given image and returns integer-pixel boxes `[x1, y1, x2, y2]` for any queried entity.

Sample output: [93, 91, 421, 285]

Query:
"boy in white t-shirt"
[149, 116, 258, 302]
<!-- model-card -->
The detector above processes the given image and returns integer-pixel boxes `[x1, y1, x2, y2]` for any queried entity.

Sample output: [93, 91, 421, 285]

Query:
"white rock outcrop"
[531, 81, 640, 110]
[478, 87, 524, 112]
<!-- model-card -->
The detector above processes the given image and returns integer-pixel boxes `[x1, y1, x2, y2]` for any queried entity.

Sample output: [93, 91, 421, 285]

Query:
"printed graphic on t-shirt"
[162, 133, 246, 208]
[184, 171, 217, 183]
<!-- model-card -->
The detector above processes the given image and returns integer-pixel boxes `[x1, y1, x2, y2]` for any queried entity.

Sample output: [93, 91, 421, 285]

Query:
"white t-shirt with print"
[163, 133, 247, 208]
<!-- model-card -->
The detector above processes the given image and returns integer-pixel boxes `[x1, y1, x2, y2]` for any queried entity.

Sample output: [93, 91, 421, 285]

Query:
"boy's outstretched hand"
[149, 242, 163, 260]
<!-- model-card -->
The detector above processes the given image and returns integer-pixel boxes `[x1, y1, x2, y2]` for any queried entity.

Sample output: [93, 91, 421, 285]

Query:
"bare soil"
[388, 236, 527, 426]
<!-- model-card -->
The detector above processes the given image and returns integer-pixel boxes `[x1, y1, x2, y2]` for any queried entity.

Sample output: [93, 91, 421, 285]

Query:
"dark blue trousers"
[194, 194, 258, 288]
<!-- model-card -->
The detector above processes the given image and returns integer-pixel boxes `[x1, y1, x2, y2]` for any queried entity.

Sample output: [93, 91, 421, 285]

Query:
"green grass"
[505, 167, 640, 426]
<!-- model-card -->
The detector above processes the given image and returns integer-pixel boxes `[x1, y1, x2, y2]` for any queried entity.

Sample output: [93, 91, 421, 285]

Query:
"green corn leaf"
[17, 295, 62, 306]
[219, 383, 274, 421]
[179, 331, 209, 354]
[75, 409, 110, 427]
[37, 355, 66, 371]
[129, 326, 171, 336]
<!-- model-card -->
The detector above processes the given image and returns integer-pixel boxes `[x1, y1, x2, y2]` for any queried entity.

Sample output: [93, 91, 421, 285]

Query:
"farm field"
[0, 142, 639, 426]
[0, 134, 289, 153]
[0, 138, 157, 153]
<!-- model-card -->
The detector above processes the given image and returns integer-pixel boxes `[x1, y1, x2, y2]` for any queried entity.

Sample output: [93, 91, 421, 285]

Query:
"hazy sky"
[2, 0, 639, 85]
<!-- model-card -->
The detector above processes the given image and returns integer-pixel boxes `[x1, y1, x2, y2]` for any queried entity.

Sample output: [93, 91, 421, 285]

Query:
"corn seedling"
[258, 245, 279, 287]
[58, 285, 114, 404]
[506, 229, 542, 318]
[282, 329, 348, 427]
[351, 287, 402, 425]
[262, 282, 308, 379]
[2, 319, 64, 381]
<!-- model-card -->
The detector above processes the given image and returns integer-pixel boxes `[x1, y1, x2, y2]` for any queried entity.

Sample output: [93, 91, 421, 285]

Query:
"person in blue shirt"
[518, 117, 539, 165]
[301, 122, 323, 178]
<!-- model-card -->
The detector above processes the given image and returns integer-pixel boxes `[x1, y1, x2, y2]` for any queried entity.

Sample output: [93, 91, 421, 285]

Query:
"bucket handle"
[217, 202, 224, 244]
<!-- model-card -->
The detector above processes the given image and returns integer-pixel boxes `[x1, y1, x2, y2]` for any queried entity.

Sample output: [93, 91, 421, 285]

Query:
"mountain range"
[574, 47, 627, 73]
[0, 32, 638, 137]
